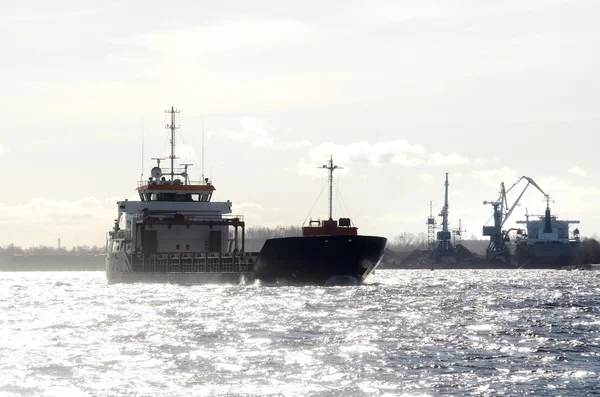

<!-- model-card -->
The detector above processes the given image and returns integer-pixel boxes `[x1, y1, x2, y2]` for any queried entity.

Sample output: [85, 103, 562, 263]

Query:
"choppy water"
[1, 270, 599, 396]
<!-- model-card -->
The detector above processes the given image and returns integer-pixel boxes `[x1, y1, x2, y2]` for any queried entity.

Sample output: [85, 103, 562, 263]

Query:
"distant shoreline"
[0, 255, 105, 271]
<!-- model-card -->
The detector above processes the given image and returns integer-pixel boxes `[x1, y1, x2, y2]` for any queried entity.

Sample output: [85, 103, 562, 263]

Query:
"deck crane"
[482, 176, 548, 263]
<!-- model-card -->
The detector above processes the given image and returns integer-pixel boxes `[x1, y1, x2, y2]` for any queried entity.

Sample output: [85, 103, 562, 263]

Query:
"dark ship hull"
[254, 235, 387, 285]
[515, 242, 580, 268]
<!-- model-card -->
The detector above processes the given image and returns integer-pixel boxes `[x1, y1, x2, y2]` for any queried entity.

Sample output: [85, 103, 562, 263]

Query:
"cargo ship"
[515, 200, 581, 268]
[253, 156, 387, 285]
[105, 107, 258, 284]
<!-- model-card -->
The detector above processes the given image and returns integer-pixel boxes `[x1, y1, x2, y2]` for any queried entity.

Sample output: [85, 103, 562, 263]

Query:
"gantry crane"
[483, 176, 548, 263]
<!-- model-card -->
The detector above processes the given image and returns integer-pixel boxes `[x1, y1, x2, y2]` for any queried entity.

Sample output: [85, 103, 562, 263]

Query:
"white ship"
[106, 107, 257, 284]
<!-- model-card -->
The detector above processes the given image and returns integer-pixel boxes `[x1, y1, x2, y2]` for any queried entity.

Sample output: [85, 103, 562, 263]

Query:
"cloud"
[301, 140, 479, 172]
[306, 140, 425, 167]
[354, 0, 571, 25]
[0, 196, 142, 247]
[419, 173, 436, 184]
[354, 2, 451, 24]
[428, 152, 469, 166]
[538, 176, 570, 194]
[0, 197, 113, 224]
[471, 167, 520, 189]
[6, 19, 338, 120]
[122, 19, 316, 55]
[234, 202, 283, 227]
[568, 166, 588, 177]
[0, 11, 96, 21]
[531, 177, 600, 217]
[210, 117, 311, 149]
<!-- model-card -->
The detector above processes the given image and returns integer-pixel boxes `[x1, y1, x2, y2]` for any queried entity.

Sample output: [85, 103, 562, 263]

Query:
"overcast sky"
[1, 0, 599, 247]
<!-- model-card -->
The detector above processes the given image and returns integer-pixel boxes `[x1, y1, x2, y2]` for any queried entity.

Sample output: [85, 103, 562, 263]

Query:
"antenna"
[151, 157, 163, 167]
[140, 118, 144, 181]
[319, 155, 342, 220]
[202, 116, 205, 184]
[165, 106, 181, 181]
[545, 194, 553, 208]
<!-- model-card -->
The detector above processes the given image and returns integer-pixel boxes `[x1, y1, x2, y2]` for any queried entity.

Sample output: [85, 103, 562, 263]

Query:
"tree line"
[2, 227, 595, 258]
[0, 228, 479, 256]
[0, 244, 104, 257]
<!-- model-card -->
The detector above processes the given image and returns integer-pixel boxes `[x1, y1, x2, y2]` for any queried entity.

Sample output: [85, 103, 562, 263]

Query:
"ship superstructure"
[106, 107, 257, 284]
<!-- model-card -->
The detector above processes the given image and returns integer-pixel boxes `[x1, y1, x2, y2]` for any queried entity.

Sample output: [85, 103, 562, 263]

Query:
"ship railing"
[185, 214, 245, 222]
[137, 178, 210, 188]
[107, 230, 131, 240]
[134, 214, 244, 222]
[131, 251, 257, 273]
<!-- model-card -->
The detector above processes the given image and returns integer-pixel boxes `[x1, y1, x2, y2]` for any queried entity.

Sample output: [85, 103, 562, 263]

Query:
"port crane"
[451, 219, 465, 246]
[434, 173, 457, 261]
[426, 200, 437, 251]
[483, 176, 548, 263]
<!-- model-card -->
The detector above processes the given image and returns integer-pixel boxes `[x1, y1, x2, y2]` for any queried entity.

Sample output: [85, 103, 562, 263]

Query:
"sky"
[1, 0, 599, 248]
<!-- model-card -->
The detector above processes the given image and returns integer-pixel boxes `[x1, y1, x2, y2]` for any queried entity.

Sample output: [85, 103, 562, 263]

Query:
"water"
[1, 270, 599, 396]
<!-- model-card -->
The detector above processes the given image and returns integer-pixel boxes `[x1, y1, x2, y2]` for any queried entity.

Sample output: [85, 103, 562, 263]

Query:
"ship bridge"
[137, 178, 215, 202]
[136, 153, 218, 203]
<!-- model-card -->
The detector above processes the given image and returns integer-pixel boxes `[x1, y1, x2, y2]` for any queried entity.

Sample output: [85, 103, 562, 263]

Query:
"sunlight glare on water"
[1, 269, 599, 396]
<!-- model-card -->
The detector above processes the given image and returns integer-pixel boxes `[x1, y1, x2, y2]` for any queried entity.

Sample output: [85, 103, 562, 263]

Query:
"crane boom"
[523, 176, 547, 198]
[502, 183, 530, 227]
[501, 176, 548, 227]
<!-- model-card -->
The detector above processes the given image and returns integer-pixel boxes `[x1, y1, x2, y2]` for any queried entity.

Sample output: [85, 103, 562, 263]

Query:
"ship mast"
[320, 156, 341, 220]
[165, 106, 180, 181]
